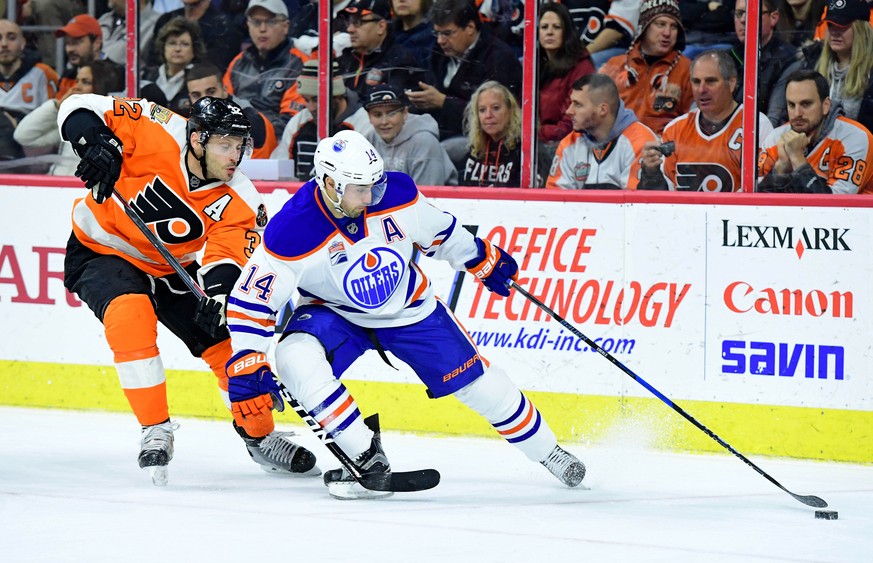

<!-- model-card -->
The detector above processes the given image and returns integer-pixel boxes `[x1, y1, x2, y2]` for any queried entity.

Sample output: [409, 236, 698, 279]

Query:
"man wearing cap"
[0, 18, 59, 162]
[224, 0, 311, 133]
[600, 0, 693, 136]
[186, 62, 278, 159]
[271, 59, 374, 180]
[364, 83, 457, 185]
[150, 0, 243, 70]
[99, 0, 160, 67]
[758, 69, 873, 193]
[337, 0, 421, 100]
[55, 14, 104, 99]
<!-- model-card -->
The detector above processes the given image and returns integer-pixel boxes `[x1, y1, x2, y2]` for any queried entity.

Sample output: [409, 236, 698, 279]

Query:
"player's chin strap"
[319, 180, 352, 218]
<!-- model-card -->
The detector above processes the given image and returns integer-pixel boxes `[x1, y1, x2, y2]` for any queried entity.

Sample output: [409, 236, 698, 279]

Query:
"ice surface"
[1, 407, 870, 562]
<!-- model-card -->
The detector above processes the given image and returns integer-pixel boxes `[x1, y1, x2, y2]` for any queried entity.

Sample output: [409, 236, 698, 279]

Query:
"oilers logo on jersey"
[343, 248, 405, 309]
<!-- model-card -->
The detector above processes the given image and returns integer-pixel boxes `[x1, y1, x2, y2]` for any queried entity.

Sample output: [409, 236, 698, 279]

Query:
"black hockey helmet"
[187, 96, 252, 146]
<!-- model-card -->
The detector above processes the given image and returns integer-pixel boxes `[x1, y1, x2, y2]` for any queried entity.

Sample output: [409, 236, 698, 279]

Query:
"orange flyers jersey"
[57, 94, 268, 278]
[758, 116, 873, 194]
[546, 120, 658, 190]
[660, 104, 774, 192]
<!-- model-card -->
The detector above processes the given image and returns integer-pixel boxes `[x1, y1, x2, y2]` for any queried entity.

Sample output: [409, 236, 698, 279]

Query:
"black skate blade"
[360, 469, 440, 493]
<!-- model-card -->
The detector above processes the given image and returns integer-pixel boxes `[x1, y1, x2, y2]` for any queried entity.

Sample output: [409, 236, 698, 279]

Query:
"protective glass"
[345, 173, 388, 206]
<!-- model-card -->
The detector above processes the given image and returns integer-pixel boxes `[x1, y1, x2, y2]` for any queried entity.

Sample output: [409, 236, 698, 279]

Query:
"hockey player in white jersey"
[221, 130, 586, 499]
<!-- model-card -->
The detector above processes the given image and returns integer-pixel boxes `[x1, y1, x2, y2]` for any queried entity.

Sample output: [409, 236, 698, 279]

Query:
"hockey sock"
[104, 294, 168, 426]
[454, 364, 557, 462]
[202, 340, 275, 438]
[276, 332, 372, 458]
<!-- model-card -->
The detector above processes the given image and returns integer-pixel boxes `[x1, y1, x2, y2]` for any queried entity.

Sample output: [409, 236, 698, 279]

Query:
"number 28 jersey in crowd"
[57, 94, 267, 278]
[226, 173, 480, 353]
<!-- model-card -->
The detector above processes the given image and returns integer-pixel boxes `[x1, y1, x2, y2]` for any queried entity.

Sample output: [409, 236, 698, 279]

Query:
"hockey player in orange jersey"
[57, 94, 318, 485]
[758, 69, 873, 194]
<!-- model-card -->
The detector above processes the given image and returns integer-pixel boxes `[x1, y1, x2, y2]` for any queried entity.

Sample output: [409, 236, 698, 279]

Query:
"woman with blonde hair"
[812, 9, 873, 132]
[459, 80, 522, 187]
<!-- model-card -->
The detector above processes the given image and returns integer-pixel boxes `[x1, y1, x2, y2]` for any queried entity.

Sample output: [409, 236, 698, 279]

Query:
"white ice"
[1, 407, 870, 563]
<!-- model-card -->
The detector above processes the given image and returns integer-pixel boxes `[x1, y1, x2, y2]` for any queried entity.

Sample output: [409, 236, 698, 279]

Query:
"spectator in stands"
[338, 0, 422, 99]
[406, 0, 522, 166]
[547, 74, 659, 190]
[775, 0, 827, 46]
[151, 0, 243, 70]
[54, 14, 103, 99]
[18, 0, 85, 69]
[799, 0, 873, 134]
[364, 82, 458, 185]
[758, 70, 873, 194]
[141, 17, 205, 115]
[0, 19, 58, 162]
[185, 62, 278, 159]
[559, 0, 640, 67]
[639, 49, 774, 191]
[224, 0, 310, 133]
[100, 0, 160, 66]
[601, 0, 694, 135]
[758, 69, 873, 193]
[458, 80, 521, 187]
[726, 0, 798, 127]
[14, 59, 124, 175]
[679, 0, 737, 58]
[391, 0, 437, 63]
[271, 59, 374, 180]
[287, 0, 354, 58]
[537, 2, 595, 180]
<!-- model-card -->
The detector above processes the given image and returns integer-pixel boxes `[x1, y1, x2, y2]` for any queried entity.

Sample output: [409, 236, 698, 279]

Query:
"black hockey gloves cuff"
[73, 125, 123, 204]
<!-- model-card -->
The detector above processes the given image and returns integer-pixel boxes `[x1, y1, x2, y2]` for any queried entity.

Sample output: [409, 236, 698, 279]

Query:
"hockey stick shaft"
[508, 280, 827, 508]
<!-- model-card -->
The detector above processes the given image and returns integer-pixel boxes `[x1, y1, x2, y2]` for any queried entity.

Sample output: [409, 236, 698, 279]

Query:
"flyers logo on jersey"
[130, 177, 204, 244]
[342, 247, 405, 309]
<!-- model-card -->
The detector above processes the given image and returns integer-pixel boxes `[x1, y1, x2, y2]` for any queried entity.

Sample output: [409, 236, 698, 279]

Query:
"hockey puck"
[814, 510, 838, 520]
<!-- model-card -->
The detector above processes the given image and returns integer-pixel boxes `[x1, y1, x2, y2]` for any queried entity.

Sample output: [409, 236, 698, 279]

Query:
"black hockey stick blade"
[363, 469, 441, 493]
[508, 280, 828, 509]
[274, 378, 440, 493]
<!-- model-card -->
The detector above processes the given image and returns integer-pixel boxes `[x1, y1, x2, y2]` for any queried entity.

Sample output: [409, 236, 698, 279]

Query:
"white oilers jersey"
[226, 172, 480, 353]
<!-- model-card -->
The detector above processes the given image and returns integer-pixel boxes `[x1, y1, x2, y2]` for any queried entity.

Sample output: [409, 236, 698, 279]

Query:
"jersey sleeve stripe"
[228, 324, 274, 338]
[226, 310, 274, 326]
[227, 296, 275, 315]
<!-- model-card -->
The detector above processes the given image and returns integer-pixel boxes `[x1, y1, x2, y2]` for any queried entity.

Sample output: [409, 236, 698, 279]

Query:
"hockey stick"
[508, 280, 828, 509]
[111, 188, 439, 493]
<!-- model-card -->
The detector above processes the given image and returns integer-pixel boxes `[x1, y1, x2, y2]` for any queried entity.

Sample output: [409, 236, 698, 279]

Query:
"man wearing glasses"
[337, 0, 422, 100]
[406, 0, 522, 166]
[725, 0, 798, 127]
[224, 0, 311, 133]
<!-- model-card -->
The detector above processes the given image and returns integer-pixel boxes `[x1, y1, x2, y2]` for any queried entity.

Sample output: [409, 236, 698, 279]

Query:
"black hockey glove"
[73, 125, 123, 204]
[194, 294, 228, 339]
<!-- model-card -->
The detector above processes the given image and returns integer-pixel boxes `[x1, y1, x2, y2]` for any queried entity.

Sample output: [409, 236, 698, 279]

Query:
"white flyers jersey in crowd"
[226, 172, 480, 354]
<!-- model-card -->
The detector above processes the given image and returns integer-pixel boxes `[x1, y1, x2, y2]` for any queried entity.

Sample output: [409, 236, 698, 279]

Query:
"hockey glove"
[73, 125, 123, 204]
[465, 237, 518, 297]
[226, 350, 285, 424]
[194, 294, 227, 339]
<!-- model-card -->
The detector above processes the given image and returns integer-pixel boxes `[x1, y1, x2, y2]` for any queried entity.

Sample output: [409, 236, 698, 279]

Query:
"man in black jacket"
[726, 0, 798, 126]
[406, 0, 522, 162]
[338, 0, 423, 100]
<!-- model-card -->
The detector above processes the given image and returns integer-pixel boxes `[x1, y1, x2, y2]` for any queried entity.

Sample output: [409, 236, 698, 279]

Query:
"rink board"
[0, 179, 871, 462]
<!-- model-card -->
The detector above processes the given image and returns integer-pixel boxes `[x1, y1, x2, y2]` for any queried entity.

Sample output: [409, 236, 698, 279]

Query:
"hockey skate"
[541, 445, 587, 488]
[138, 420, 180, 486]
[234, 422, 320, 476]
[324, 414, 393, 500]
